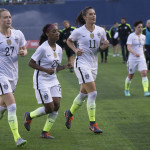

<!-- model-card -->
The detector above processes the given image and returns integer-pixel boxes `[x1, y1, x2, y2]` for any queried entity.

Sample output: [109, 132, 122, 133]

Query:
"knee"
[141, 71, 147, 77]
[7, 103, 16, 112]
[45, 105, 54, 114]
[88, 91, 97, 101]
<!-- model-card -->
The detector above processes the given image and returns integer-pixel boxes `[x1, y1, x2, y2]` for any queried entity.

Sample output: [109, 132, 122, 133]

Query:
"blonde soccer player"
[65, 6, 109, 133]
[24, 24, 71, 139]
[125, 20, 150, 97]
[0, 8, 27, 147]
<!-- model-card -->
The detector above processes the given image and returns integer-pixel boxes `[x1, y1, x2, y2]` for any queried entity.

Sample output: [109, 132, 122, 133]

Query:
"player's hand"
[100, 40, 109, 50]
[75, 49, 83, 56]
[66, 63, 72, 69]
[18, 49, 27, 56]
[44, 68, 54, 75]
[134, 53, 140, 57]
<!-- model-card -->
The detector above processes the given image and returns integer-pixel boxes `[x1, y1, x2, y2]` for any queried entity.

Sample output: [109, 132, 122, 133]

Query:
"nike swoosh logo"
[82, 36, 86, 37]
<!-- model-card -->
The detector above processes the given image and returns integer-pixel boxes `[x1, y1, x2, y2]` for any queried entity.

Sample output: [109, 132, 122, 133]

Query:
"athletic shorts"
[34, 84, 62, 104]
[74, 67, 97, 84]
[65, 47, 75, 57]
[0, 77, 17, 95]
[127, 59, 147, 74]
[111, 39, 119, 46]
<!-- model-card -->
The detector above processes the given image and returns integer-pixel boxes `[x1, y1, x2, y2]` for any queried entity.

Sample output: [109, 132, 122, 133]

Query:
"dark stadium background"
[3, 0, 150, 40]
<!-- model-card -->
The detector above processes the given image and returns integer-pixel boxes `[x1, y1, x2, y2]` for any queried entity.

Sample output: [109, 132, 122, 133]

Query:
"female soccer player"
[0, 8, 27, 147]
[24, 24, 71, 139]
[124, 20, 150, 97]
[65, 6, 109, 133]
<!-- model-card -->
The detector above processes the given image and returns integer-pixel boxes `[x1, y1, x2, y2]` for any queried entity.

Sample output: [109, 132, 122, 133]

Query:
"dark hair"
[75, 6, 94, 27]
[39, 24, 51, 45]
[134, 20, 143, 27]
[114, 21, 118, 24]
[121, 17, 126, 21]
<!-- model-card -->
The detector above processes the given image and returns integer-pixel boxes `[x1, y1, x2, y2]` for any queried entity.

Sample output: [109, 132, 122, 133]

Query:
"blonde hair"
[146, 20, 150, 26]
[0, 8, 9, 18]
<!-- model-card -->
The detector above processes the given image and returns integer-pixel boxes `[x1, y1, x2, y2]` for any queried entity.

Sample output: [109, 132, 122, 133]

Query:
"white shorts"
[127, 59, 147, 74]
[34, 84, 62, 104]
[74, 67, 97, 84]
[0, 77, 17, 95]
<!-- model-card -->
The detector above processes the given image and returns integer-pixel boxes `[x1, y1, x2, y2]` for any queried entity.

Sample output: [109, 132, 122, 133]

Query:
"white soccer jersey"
[31, 41, 62, 89]
[69, 25, 106, 69]
[127, 32, 146, 61]
[0, 29, 26, 80]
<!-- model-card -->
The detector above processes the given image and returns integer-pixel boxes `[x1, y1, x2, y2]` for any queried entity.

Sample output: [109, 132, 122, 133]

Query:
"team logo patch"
[85, 74, 89, 79]
[44, 93, 49, 100]
[90, 33, 94, 39]
[130, 69, 132, 72]
[6, 39, 11, 46]
[97, 32, 101, 38]
[3, 83, 8, 90]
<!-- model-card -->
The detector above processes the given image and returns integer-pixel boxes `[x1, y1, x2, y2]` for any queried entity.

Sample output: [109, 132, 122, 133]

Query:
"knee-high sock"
[30, 107, 46, 119]
[43, 111, 58, 132]
[70, 92, 87, 115]
[125, 76, 131, 90]
[87, 91, 97, 122]
[7, 104, 20, 142]
[142, 77, 149, 92]
[0, 106, 7, 119]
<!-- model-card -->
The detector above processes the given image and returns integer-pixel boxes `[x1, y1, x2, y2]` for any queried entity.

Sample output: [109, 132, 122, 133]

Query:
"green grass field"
[1, 48, 150, 150]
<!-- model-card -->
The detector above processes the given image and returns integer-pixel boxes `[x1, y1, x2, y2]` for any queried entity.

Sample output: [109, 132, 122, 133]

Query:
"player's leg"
[83, 81, 102, 133]
[105, 48, 108, 63]
[138, 60, 150, 96]
[0, 96, 7, 119]
[120, 40, 126, 63]
[65, 67, 88, 129]
[41, 85, 61, 139]
[100, 50, 104, 63]
[125, 61, 136, 96]
[3, 93, 27, 147]
[116, 43, 120, 56]
[24, 89, 52, 131]
[41, 97, 60, 139]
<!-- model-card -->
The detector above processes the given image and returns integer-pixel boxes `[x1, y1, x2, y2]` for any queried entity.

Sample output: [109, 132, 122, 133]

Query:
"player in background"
[125, 20, 150, 97]
[0, 8, 27, 147]
[24, 24, 71, 139]
[143, 20, 150, 72]
[109, 22, 120, 57]
[62, 20, 76, 72]
[100, 25, 111, 63]
[65, 6, 109, 133]
[118, 18, 132, 63]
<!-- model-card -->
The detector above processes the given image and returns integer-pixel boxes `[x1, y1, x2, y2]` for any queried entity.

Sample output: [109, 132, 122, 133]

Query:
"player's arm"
[127, 44, 140, 57]
[56, 63, 72, 72]
[67, 38, 83, 56]
[18, 46, 28, 56]
[29, 59, 54, 75]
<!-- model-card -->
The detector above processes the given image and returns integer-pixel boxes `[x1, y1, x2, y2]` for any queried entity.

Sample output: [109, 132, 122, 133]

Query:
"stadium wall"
[3, 0, 150, 40]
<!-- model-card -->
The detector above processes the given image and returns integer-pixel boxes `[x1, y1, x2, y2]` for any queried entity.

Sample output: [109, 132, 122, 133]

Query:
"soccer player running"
[24, 24, 71, 139]
[65, 6, 109, 133]
[0, 8, 27, 147]
[125, 20, 150, 97]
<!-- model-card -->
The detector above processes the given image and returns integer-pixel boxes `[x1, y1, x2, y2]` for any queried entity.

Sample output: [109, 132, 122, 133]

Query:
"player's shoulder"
[128, 32, 135, 37]
[95, 25, 105, 32]
[11, 29, 24, 36]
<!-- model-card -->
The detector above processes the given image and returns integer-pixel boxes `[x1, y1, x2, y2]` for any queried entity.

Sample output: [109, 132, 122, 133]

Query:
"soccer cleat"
[124, 90, 131, 96]
[16, 137, 27, 147]
[144, 91, 150, 97]
[24, 112, 32, 131]
[89, 122, 103, 134]
[65, 110, 73, 129]
[40, 131, 55, 139]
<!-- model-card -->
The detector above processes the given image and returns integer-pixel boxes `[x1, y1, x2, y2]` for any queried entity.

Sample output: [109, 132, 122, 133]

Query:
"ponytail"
[39, 24, 53, 45]
[75, 6, 94, 27]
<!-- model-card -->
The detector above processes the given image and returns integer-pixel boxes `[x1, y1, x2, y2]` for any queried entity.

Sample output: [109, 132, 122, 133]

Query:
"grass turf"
[0, 48, 150, 150]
